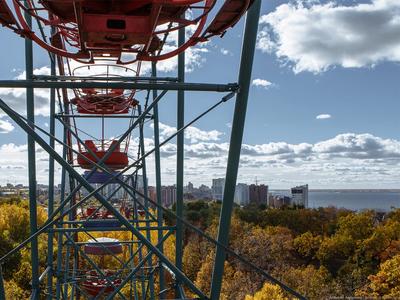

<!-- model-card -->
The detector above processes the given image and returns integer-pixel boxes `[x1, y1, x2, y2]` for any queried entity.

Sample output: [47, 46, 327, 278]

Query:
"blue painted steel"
[210, 1, 262, 299]
[175, 23, 185, 299]
[83, 171, 121, 184]
[0, 265, 5, 299]
[24, 2, 40, 296]
[46, 48, 56, 300]
[82, 220, 122, 228]
[152, 61, 166, 296]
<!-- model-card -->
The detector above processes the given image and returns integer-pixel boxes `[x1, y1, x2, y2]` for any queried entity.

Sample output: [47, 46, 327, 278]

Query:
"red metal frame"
[77, 140, 129, 170]
[2, 0, 253, 63]
[81, 270, 122, 296]
[83, 206, 131, 220]
[71, 89, 139, 114]
[84, 239, 123, 256]
[71, 64, 140, 114]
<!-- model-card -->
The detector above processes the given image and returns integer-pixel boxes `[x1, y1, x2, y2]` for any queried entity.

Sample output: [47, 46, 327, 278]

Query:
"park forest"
[1, 197, 400, 299]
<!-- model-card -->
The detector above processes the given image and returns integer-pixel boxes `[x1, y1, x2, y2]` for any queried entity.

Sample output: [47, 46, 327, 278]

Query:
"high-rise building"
[161, 185, 176, 208]
[249, 184, 268, 205]
[234, 183, 249, 206]
[195, 184, 212, 199]
[268, 194, 292, 208]
[148, 186, 157, 203]
[212, 178, 225, 201]
[186, 182, 194, 192]
[291, 184, 308, 208]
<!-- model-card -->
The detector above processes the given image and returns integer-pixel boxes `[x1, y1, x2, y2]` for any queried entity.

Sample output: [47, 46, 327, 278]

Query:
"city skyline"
[1, 0, 400, 188]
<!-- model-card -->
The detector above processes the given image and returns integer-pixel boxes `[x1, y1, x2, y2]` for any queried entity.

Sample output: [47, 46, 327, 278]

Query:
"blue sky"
[0, 0, 400, 189]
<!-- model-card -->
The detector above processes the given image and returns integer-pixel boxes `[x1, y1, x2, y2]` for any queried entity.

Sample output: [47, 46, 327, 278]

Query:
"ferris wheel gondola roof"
[0, 0, 253, 63]
[84, 237, 123, 255]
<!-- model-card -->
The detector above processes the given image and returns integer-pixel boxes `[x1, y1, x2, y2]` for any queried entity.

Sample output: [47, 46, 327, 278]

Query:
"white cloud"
[128, 131, 400, 188]
[186, 126, 223, 143]
[139, 46, 209, 74]
[252, 78, 273, 89]
[220, 48, 232, 56]
[0, 117, 15, 133]
[152, 122, 224, 144]
[0, 143, 63, 184]
[0, 66, 52, 116]
[0, 87, 51, 116]
[15, 66, 51, 80]
[316, 114, 332, 120]
[258, 0, 400, 73]
[312, 133, 400, 160]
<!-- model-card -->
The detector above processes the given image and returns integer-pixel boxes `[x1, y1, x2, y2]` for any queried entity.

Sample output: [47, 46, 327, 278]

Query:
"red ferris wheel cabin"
[77, 140, 129, 170]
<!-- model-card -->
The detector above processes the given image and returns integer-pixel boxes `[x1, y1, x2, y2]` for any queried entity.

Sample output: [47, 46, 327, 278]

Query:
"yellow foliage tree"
[276, 265, 340, 300]
[4, 280, 27, 299]
[194, 250, 215, 296]
[183, 235, 212, 280]
[356, 254, 400, 298]
[231, 225, 294, 272]
[245, 282, 288, 300]
[293, 232, 322, 260]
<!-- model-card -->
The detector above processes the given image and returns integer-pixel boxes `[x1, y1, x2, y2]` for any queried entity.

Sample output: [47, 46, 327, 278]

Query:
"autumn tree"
[244, 282, 288, 300]
[357, 219, 400, 263]
[236, 206, 350, 235]
[231, 226, 295, 272]
[183, 235, 213, 280]
[356, 254, 400, 298]
[194, 250, 260, 299]
[194, 250, 215, 296]
[316, 211, 376, 274]
[293, 232, 322, 262]
[275, 265, 341, 300]
[4, 280, 27, 299]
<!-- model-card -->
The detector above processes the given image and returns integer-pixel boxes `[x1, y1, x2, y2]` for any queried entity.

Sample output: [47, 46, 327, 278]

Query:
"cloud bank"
[258, 0, 400, 73]
[2, 120, 397, 188]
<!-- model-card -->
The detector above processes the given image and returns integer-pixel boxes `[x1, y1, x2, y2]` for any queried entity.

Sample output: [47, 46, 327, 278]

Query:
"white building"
[212, 178, 225, 201]
[234, 183, 249, 206]
[291, 184, 309, 208]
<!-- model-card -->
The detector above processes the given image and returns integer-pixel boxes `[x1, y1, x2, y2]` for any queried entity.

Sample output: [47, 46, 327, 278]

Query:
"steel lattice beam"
[210, 1, 262, 299]
[0, 80, 238, 91]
